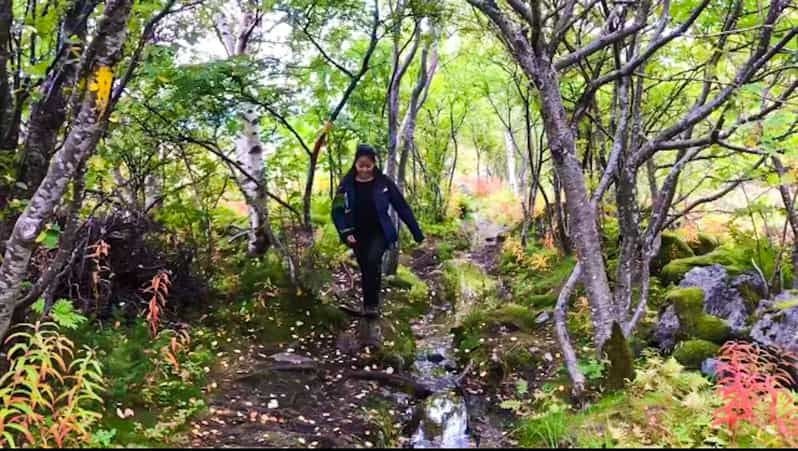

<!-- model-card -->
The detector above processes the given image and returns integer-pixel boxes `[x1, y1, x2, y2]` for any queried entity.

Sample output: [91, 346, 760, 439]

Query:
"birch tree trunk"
[0, 0, 133, 340]
[504, 129, 519, 196]
[216, 10, 271, 256]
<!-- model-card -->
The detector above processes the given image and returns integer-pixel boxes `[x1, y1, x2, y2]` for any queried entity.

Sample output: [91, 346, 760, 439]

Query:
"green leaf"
[50, 299, 88, 330]
[35, 224, 61, 249]
[775, 298, 798, 310]
[31, 299, 45, 315]
[515, 379, 529, 396]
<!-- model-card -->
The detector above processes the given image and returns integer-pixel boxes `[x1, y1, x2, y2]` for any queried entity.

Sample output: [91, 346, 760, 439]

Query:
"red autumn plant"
[143, 271, 171, 337]
[712, 340, 798, 447]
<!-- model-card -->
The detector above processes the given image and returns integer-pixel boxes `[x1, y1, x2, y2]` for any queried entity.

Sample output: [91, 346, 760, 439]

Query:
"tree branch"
[553, 0, 651, 71]
[662, 156, 767, 230]
[299, 20, 355, 79]
[110, 0, 179, 108]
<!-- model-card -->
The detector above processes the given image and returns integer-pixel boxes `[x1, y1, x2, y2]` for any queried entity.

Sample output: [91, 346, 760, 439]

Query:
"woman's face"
[355, 156, 375, 178]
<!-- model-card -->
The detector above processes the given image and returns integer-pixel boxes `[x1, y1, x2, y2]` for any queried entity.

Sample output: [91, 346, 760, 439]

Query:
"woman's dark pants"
[354, 232, 386, 312]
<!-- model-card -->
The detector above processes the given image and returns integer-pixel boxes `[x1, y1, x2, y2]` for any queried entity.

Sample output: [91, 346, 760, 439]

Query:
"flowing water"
[408, 212, 507, 448]
[408, 311, 475, 448]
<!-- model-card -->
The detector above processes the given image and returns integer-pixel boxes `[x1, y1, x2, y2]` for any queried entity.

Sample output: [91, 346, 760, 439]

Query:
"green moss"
[487, 303, 538, 331]
[603, 322, 635, 391]
[661, 245, 755, 285]
[668, 287, 704, 316]
[672, 339, 719, 369]
[436, 242, 454, 261]
[688, 233, 719, 256]
[391, 265, 430, 306]
[667, 287, 729, 343]
[451, 309, 485, 355]
[504, 254, 576, 308]
[527, 293, 558, 308]
[442, 259, 497, 305]
[652, 232, 695, 274]
[692, 315, 730, 343]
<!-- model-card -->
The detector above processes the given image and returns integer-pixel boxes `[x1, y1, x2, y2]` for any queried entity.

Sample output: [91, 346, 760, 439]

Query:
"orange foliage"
[143, 271, 171, 337]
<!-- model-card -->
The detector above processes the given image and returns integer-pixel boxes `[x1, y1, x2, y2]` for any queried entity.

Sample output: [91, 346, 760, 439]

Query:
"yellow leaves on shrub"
[529, 253, 550, 271]
[503, 235, 554, 271]
[88, 65, 113, 116]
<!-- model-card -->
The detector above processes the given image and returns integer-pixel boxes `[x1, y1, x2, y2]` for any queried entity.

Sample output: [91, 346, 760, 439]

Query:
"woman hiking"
[332, 143, 425, 320]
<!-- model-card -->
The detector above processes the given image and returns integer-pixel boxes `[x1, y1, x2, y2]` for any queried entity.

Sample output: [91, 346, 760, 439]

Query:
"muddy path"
[181, 214, 549, 448]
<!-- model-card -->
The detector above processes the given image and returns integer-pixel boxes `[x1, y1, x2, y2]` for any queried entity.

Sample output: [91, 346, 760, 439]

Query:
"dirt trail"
[182, 216, 530, 448]
[183, 244, 442, 448]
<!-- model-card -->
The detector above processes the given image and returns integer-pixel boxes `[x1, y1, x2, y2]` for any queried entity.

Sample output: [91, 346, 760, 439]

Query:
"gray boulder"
[679, 264, 750, 333]
[652, 265, 753, 351]
[750, 290, 798, 353]
[652, 305, 681, 351]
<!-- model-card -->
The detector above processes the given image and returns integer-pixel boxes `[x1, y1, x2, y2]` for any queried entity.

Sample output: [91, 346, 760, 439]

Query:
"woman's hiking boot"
[358, 318, 382, 348]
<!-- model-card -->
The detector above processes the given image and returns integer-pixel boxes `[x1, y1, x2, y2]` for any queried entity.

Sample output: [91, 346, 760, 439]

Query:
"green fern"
[32, 299, 87, 330]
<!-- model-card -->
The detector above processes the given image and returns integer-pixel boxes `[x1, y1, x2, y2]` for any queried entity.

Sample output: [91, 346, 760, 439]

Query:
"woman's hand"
[346, 235, 357, 247]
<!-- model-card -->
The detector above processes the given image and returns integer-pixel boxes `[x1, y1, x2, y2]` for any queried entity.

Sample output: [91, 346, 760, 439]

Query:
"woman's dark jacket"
[332, 170, 424, 245]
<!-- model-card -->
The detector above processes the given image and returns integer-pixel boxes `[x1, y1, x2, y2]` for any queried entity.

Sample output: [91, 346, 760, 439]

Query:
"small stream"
[404, 212, 507, 448]
[408, 309, 474, 448]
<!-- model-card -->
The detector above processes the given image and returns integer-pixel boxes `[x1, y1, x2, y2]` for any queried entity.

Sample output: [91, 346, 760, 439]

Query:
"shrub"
[712, 341, 798, 447]
[0, 322, 105, 448]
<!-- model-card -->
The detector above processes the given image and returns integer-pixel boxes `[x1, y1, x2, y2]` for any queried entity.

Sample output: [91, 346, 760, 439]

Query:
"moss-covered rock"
[603, 322, 636, 391]
[652, 232, 695, 275]
[667, 287, 704, 315]
[393, 265, 430, 305]
[442, 259, 498, 322]
[672, 339, 719, 369]
[661, 246, 752, 285]
[665, 286, 730, 343]
[485, 303, 538, 332]
[688, 233, 719, 256]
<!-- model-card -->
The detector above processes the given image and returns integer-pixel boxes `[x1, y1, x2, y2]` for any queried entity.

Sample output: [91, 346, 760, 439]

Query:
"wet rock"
[534, 311, 550, 325]
[543, 352, 553, 363]
[750, 290, 798, 353]
[754, 299, 774, 317]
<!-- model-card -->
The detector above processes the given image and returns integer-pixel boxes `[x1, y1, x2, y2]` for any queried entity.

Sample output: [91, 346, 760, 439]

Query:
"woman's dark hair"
[344, 143, 380, 179]
[355, 143, 377, 162]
